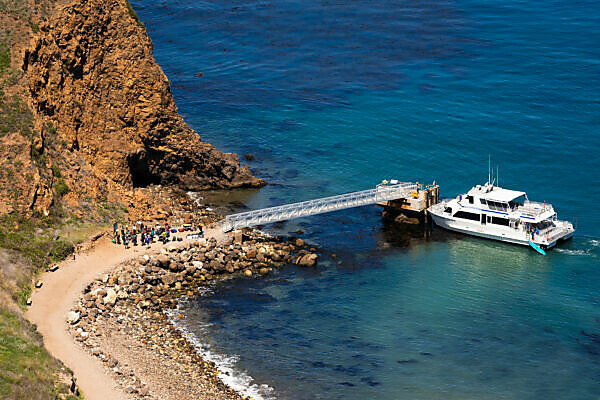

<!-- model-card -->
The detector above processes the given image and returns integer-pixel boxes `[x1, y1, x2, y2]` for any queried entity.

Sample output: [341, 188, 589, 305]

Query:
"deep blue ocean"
[132, 1, 600, 398]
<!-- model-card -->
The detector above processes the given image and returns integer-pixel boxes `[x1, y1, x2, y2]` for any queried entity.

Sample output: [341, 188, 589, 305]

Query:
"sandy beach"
[26, 235, 134, 400]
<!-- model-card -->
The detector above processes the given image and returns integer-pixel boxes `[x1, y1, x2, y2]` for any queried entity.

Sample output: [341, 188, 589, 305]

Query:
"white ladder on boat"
[220, 182, 418, 232]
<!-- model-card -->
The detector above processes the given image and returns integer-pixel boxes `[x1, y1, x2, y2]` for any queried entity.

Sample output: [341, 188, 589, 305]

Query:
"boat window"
[467, 195, 474, 204]
[444, 206, 452, 214]
[491, 216, 510, 226]
[490, 202, 507, 212]
[480, 199, 487, 205]
[454, 211, 480, 221]
[509, 195, 526, 209]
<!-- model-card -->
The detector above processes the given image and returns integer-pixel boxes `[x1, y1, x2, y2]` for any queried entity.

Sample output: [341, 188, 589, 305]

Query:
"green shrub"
[51, 164, 61, 178]
[0, 214, 72, 272]
[125, 0, 144, 28]
[46, 121, 56, 135]
[0, 309, 69, 399]
[55, 179, 69, 196]
[0, 93, 34, 138]
[0, 41, 9, 72]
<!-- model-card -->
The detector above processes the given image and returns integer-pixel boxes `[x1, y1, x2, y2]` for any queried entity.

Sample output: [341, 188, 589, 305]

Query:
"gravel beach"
[66, 230, 319, 399]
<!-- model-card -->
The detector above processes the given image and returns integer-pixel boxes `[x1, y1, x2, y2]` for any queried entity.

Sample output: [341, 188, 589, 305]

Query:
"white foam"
[166, 293, 276, 400]
[554, 248, 590, 256]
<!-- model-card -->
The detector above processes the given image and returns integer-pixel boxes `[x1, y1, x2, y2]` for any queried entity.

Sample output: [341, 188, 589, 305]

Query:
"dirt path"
[26, 228, 224, 400]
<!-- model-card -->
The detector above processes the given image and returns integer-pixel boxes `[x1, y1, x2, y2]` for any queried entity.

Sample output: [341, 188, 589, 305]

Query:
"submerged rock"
[297, 253, 318, 267]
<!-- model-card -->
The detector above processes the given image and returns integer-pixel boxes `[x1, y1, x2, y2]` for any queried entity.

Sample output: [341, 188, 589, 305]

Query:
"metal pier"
[220, 182, 419, 232]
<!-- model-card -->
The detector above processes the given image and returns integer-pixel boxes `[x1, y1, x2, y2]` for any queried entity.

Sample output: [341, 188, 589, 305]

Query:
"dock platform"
[378, 182, 439, 225]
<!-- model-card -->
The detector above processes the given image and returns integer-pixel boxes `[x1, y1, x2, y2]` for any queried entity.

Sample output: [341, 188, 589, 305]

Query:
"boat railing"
[517, 201, 554, 217]
[540, 225, 565, 242]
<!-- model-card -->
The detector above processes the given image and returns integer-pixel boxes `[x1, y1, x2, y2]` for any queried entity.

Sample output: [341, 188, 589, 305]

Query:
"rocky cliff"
[1, 0, 263, 218]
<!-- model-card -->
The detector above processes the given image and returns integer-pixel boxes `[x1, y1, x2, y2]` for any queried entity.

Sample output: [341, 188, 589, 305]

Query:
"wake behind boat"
[428, 181, 575, 251]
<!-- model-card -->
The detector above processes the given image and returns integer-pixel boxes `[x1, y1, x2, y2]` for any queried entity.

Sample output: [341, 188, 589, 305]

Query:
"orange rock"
[1, 0, 265, 219]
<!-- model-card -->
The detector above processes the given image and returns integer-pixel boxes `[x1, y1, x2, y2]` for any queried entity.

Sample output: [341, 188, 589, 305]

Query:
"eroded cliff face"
[0, 0, 263, 218]
[25, 0, 263, 191]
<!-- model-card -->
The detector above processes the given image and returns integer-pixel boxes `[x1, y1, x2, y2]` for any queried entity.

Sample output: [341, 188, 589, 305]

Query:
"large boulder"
[66, 311, 80, 325]
[157, 254, 170, 268]
[169, 262, 185, 272]
[161, 272, 178, 286]
[104, 288, 118, 306]
[297, 253, 318, 267]
[180, 251, 192, 262]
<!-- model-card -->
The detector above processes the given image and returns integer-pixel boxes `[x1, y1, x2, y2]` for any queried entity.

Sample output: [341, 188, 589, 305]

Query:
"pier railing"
[220, 182, 419, 232]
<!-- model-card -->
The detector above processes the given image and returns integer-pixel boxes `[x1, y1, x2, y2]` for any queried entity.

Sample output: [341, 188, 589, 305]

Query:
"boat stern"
[534, 220, 575, 249]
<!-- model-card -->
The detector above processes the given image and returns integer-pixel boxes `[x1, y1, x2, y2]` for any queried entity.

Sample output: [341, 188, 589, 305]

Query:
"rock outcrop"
[1, 0, 263, 217]
[24, 0, 263, 191]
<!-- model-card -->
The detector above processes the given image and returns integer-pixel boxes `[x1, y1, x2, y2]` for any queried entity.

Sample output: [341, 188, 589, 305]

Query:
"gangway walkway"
[221, 182, 419, 232]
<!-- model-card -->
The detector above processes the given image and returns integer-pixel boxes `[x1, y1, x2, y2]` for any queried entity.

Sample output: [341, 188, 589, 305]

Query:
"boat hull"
[429, 210, 573, 249]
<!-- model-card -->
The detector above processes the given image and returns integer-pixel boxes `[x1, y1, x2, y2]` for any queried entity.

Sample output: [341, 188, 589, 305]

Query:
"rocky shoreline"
[67, 229, 319, 399]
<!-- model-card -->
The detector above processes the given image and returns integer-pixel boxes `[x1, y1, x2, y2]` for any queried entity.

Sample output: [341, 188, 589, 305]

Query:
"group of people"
[529, 225, 541, 240]
[113, 221, 180, 249]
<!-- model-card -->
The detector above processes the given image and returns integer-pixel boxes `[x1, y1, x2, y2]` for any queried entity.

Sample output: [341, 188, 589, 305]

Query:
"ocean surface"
[132, 1, 600, 398]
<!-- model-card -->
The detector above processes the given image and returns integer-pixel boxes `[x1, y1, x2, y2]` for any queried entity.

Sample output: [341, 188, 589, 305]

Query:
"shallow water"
[132, 0, 600, 398]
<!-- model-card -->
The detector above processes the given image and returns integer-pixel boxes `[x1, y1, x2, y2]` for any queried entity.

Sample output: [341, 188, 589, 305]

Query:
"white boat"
[428, 181, 575, 250]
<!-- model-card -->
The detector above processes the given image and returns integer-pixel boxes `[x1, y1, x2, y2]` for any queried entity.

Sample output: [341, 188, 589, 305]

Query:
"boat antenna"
[488, 155, 491, 185]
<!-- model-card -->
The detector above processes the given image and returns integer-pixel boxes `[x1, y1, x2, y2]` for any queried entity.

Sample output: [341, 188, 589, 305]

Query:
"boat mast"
[488, 155, 491, 185]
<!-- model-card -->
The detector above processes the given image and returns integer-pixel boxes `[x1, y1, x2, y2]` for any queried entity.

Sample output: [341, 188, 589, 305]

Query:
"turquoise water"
[132, 0, 600, 398]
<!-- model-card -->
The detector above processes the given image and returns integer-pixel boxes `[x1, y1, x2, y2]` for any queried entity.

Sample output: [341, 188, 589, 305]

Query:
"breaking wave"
[554, 248, 592, 256]
[166, 289, 276, 400]
[554, 238, 600, 257]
